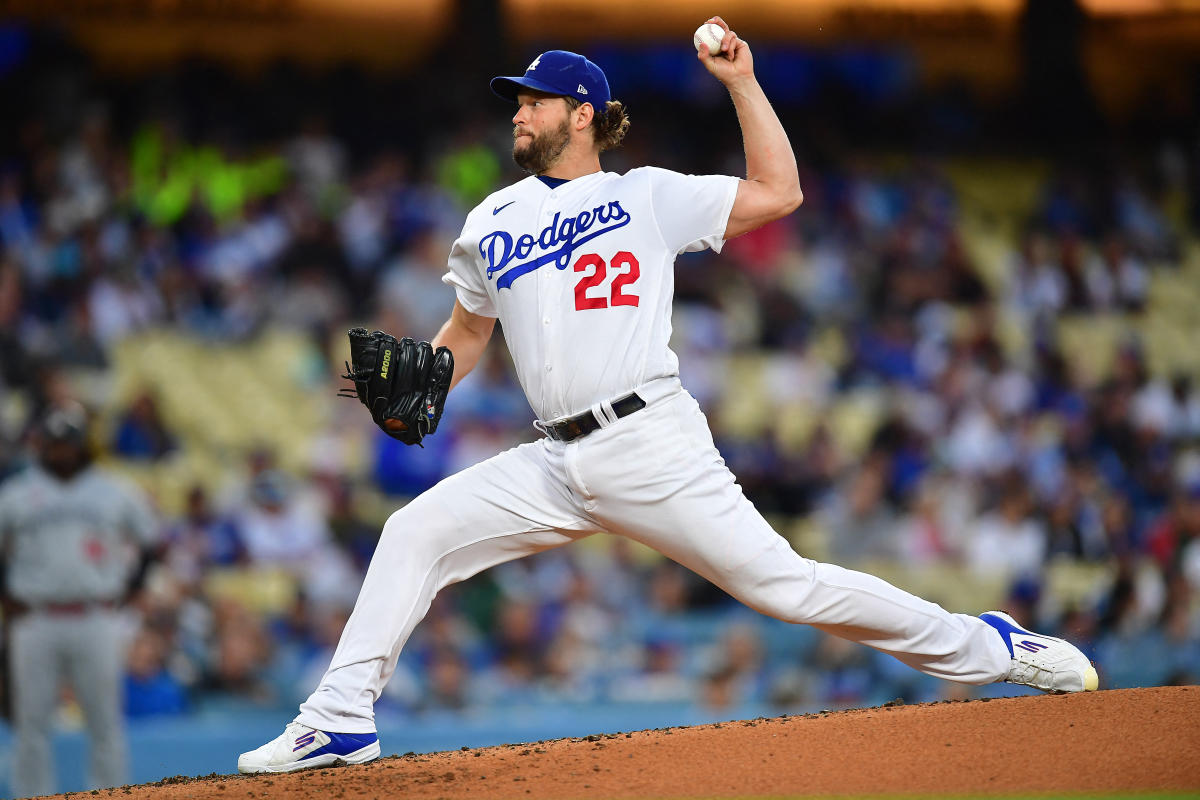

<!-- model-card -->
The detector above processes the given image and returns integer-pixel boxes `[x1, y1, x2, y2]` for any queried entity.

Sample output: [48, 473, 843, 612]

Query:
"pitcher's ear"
[575, 101, 595, 131]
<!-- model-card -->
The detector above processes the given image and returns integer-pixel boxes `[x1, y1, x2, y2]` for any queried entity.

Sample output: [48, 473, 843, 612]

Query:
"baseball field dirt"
[49, 686, 1200, 800]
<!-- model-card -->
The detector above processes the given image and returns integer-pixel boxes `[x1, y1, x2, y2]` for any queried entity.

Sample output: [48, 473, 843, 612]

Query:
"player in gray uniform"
[0, 404, 159, 796]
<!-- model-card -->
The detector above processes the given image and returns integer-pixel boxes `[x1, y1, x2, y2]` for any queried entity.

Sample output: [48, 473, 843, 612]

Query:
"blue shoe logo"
[293, 732, 317, 751]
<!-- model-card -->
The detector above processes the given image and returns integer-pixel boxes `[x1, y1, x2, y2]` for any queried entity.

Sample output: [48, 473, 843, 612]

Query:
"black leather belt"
[543, 392, 647, 442]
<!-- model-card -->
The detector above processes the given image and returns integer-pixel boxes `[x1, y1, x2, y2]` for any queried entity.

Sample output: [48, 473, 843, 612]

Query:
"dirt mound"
[53, 686, 1200, 799]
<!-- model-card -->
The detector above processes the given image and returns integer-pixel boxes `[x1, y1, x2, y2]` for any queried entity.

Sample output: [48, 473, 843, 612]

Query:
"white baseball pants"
[297, 379, 1011, 733]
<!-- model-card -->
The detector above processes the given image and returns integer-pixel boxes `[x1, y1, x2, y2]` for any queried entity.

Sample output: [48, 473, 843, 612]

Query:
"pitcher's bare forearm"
[728, 76, 802, 222]
[432, 300, 496, 392]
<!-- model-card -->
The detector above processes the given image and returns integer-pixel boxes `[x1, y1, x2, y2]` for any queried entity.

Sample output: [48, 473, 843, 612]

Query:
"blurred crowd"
[2, 46, 1200, 729]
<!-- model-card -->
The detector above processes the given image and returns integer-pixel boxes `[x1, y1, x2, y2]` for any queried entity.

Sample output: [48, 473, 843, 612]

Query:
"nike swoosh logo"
[493, 201, 516, 215]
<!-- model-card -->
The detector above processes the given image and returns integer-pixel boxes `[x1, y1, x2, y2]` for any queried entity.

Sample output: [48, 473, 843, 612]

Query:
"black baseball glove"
[339, 328, 454, 446]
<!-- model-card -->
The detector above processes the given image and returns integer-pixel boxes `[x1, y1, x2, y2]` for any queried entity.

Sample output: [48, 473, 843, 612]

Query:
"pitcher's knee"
[729, 590, 809, 624]
[721, 555, 820, 625]
[379, 504, 461, 565]
[764, 602, 811, 625]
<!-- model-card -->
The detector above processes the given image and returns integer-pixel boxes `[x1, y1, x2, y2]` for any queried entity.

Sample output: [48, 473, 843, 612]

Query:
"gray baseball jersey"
[0, 465, 158, 605]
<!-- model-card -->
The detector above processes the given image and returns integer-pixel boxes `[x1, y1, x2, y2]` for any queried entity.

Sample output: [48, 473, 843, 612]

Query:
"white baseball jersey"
[443, 167, 739, 421]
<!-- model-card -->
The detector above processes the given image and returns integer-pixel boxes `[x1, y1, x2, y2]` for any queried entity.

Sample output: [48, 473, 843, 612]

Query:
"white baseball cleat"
[238, 721, 381, 774]
[980, 610, 1099, 694]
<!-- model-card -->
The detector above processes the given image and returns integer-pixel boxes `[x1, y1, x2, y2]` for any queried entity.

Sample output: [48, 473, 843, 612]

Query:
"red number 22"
[573, 252, 640, 311]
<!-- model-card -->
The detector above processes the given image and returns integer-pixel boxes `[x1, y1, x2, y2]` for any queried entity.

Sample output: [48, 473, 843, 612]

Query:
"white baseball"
[693, 23, 724, 56]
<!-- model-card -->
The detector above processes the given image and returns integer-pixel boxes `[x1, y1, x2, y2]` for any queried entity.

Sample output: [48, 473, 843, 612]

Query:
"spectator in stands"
[87, 263, 164, 345]
[1085, 234, 1148, 312]
[287, 115, 348, 206]
[270, 263, 348, 335]
[937, 235, 990, 307]
[697, 622, 767, 710]
[897, 477, 962, 565]
[609, 636, 694, 704]
[371, 424, 453, 497]
[998, 578, 1042, 634]
[944, 398, 1018, 479]
[1044, 490, 1100, 561]
[202, 598, 275, 705]
[966, 477, 1047, 581]
[533, 631, 598, 704]
[112, 389, 178, 461]
[811, 634, 878, 707]
[124, 628, 188, 718]
[447, 348, 532, 431]
[423, 647, 473, 710]
[233, 469, 359, 609]
[235, 471, 321, 564]
[163, 485, 245, 586]
[1133, 374, 1200, 442]
[474, 599, 543, 706]
[1094, 564, 1173, 689]
[1113, 173, 1175, 259]
[1157, 578, 1200, 685]
[1098, 495, 1138, 560]
[1057, 234, 1092, 311]
[1009, 231, 1066, 317]
[321, 476, 379, 571]
[379, 226, 460, 340]
[822, 457, 902, 565]
[1147, 481, 1200, 586]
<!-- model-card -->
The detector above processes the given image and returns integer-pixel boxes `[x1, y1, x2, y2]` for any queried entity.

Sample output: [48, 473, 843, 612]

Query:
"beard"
[512, 119, 571, 175]
[40, 446, 89, 481]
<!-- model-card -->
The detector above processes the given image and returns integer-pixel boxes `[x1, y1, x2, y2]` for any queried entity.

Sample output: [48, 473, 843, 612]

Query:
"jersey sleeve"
[442, 230, 499, 318]
[643, 167, 740, 255]
[0, 481, 13, 548]
[119, 480, 160, 547]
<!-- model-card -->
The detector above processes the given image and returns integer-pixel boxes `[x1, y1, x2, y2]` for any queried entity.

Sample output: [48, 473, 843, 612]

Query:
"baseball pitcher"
[239, 16, 1096, 773]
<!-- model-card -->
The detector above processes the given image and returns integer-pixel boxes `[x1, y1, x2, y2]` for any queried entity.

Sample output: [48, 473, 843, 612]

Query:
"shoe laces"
[1007, 660, 1055, 691]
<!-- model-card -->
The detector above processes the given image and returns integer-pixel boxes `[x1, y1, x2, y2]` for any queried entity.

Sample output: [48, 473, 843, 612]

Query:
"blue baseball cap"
[491, 50, 611, 108]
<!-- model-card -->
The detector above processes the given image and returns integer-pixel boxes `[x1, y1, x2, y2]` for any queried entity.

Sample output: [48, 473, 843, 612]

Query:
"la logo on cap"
[527, 54, 542, 71]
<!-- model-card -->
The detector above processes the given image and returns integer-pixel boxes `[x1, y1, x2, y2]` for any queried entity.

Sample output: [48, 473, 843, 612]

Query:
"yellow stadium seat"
[716, 355, 771, 439]
[204, 567, 299, 616]
[1043, 558, 1115, 610]
[829, 391, 884, 458]
[856, 560, 1007, 615]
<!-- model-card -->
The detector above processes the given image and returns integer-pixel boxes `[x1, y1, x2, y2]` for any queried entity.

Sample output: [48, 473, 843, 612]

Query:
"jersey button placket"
[535, 195, 554, 416]
[539, 196, 562, 416]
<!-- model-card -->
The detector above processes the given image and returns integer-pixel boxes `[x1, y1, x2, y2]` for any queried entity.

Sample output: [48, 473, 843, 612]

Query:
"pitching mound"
[54, 686, 1200, 799]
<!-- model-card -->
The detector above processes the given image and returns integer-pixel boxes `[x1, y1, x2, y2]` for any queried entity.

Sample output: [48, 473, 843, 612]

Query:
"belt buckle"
[545, 415, 586, 442]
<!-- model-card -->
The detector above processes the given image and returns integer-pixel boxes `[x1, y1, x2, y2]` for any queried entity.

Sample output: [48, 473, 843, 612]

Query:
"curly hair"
[564, 97, 630, 152]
